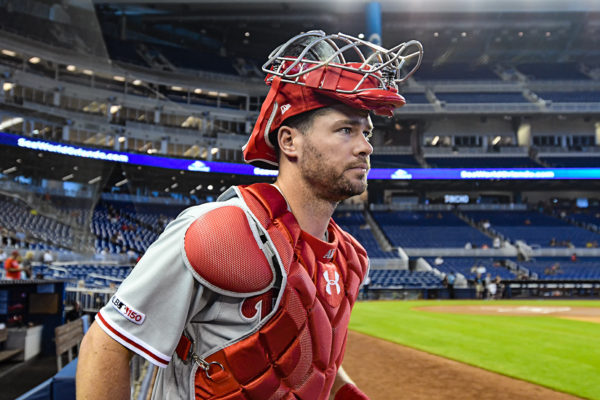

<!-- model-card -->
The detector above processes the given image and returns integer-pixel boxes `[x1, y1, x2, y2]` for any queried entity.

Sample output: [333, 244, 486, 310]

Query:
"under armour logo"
[323, 270, 340, 295]
[280, 104, 291, 115]
[323, 249, 335, 259]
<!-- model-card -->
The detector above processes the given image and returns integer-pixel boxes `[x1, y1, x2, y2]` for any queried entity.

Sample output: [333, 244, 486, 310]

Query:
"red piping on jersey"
[97, 311, 170, 366]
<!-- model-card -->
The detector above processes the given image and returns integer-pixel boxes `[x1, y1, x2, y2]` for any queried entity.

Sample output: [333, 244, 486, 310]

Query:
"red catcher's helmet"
[243, 30, 423, 169]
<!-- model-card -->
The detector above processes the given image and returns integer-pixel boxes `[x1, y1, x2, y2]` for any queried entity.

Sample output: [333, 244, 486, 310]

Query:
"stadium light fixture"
[492, 136, 501, 145]
[431, 136, 440, 146]
[113, 75, 126, 82]
[196, 184, 203, 190]
[433, 32, 439, 37]
[358, 33, 365, 39]
[2, 166, 17, 174]
[1, 49, 16, 57]
[132, 79, 142, 85]
[118, 136, 126, 143]
[244, 31, 250, 37]
[115, 178, 128, 187]
[171, 86, 184, 91]
[461, 32, 467, 37]
[82, 69, 94, 76]
[28, 56, 41, 64]
[66, 65, 76, 72]
[171, 183, 178, 189]
[0, 117, 23, 129]
[109, 105, 122, 114]
[194, 88, 202, 94]
[62, 173, 74, 181]
[190, 189, 196, 194]
[211, 147, 219, 155]
[207, 185, 213, 190]
[208, 91, 219, 96]
[88, 176, 102, 184]
[219, 93, 228, 98]
[2, 82, 14, 91]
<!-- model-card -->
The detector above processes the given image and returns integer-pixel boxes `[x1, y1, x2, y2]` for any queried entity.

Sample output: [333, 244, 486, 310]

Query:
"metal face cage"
[262, 30, 424, 94]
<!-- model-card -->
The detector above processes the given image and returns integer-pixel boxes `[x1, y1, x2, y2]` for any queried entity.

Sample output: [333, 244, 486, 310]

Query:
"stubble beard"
[299, 139, 368, 203]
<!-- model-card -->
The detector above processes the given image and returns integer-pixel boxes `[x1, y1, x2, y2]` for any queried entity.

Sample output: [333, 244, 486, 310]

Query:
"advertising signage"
[2, 132, 599, 180]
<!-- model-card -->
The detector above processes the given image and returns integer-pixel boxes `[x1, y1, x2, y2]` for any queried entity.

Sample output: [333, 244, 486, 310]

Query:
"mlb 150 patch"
[111, 295, 146, 325]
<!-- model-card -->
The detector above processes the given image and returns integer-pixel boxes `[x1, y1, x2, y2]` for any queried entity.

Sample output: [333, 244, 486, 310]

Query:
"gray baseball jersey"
[96, 196, 265, 400]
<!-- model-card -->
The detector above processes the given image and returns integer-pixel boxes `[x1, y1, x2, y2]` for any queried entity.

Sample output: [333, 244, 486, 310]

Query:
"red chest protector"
[185, 183, 369, 399]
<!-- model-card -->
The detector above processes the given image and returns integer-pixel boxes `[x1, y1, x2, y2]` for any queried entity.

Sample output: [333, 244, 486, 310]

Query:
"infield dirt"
[343, 330, 585, 400]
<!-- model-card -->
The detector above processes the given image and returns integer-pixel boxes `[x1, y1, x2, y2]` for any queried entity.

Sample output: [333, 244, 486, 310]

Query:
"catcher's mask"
[243, 30, 423, 169]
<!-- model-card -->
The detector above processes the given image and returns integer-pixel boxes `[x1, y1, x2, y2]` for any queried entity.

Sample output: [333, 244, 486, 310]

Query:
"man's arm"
[330, 366, 369, 400]
[76, 321, 134, 400]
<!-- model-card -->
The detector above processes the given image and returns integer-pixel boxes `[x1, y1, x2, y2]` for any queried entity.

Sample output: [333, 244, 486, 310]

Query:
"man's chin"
[346, 180, 368, 197]
[324, 183, 366, 203]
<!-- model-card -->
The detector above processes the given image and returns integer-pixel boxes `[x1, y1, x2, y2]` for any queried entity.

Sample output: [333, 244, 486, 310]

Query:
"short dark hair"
[269, 107, 332, 160]
[281, 107, 332, 134]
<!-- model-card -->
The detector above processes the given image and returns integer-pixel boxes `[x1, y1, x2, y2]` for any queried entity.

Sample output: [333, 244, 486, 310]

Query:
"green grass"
[349, 299, 600, 399]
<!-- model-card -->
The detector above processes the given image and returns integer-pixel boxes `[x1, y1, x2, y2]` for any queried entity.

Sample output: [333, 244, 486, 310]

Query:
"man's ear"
[276, 125, 301, 160]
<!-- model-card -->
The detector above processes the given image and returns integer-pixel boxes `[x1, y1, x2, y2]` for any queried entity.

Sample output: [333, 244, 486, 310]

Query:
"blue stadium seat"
[464, 210, 600, 248]
[436, 92, 527, 103]
[373, 211, 492, 248]
[333, 211, 398, 258]
[518, 257, 600, 280]
[515, 63, 590, 80]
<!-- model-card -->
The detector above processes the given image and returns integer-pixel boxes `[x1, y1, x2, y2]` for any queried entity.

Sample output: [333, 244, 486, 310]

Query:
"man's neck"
[273, 177, 337, 240]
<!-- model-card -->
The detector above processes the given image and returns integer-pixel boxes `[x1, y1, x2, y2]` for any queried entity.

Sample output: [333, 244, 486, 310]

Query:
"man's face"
[297, 105, 374, 202]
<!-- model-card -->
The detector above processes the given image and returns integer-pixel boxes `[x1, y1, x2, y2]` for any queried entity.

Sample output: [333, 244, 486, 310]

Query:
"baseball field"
[344, 299, 600, 400]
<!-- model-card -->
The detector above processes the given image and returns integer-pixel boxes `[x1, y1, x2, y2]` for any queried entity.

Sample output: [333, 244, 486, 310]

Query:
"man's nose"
[356, 134, 373, 157]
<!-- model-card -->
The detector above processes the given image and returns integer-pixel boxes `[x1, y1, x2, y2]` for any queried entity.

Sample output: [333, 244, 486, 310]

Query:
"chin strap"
[334, 383, 370, 400]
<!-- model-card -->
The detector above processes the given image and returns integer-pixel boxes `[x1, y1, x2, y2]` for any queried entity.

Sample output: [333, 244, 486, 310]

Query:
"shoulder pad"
[183, 205, 275, 297]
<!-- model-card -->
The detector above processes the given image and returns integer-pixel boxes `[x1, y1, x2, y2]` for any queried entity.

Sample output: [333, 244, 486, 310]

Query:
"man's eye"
[340, 127, 352, 134]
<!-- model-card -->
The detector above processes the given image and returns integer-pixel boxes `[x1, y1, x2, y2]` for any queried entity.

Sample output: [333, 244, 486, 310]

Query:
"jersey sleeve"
[96, 206, 209, 368]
